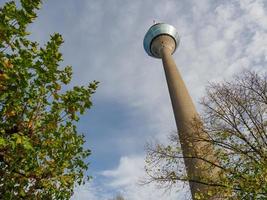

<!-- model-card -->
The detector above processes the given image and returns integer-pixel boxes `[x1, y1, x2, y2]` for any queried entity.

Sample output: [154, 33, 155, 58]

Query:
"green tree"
[0, 0, 98, 199]
[144, 71, 267, 199]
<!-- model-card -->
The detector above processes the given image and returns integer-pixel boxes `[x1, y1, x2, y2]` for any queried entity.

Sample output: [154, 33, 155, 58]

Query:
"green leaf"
[0, 137, 6, 146]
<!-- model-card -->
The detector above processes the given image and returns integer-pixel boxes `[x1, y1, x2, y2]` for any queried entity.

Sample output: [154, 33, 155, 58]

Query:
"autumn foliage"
[0, 1, 98, 199]
[145, 71, 267, 199]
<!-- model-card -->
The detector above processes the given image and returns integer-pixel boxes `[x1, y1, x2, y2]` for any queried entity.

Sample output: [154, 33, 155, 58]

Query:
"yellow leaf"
[208, 190, 213, 196]
[16, 136, 22, 144]
[0, 84, 6, 91]
[6, 110, 16, 117]
[0, 73, 9, 81]
[55, 83, 61, 91]
[3, 58, 13, 68]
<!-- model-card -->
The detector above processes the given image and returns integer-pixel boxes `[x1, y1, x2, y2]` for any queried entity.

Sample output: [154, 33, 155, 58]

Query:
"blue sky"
[1, 0, 267, 199]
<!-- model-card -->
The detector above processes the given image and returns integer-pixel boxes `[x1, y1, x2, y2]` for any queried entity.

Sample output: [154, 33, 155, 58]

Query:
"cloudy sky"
[2, 0, 266, 199]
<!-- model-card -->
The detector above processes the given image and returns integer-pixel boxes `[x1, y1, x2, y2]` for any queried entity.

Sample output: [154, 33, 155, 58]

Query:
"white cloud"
[73, 156, 190, 200]
[71, 182, 109, 200]
[101, 155, 189, 200]
[101, 156, 144, 188]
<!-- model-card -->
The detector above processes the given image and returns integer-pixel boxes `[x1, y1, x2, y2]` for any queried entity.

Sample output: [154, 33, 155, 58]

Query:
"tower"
[144, 23, 219, 199]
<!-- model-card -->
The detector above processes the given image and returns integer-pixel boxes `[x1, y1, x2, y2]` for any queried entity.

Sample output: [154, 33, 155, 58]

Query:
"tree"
[144, 71, 267, 199]
[110, 194, 126, 200]
[0, 0, 98, 199]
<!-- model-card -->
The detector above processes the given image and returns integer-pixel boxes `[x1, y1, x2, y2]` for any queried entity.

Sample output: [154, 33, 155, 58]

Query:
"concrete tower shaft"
[160, 44, 212, 197]
[144, 23, 220, 199]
